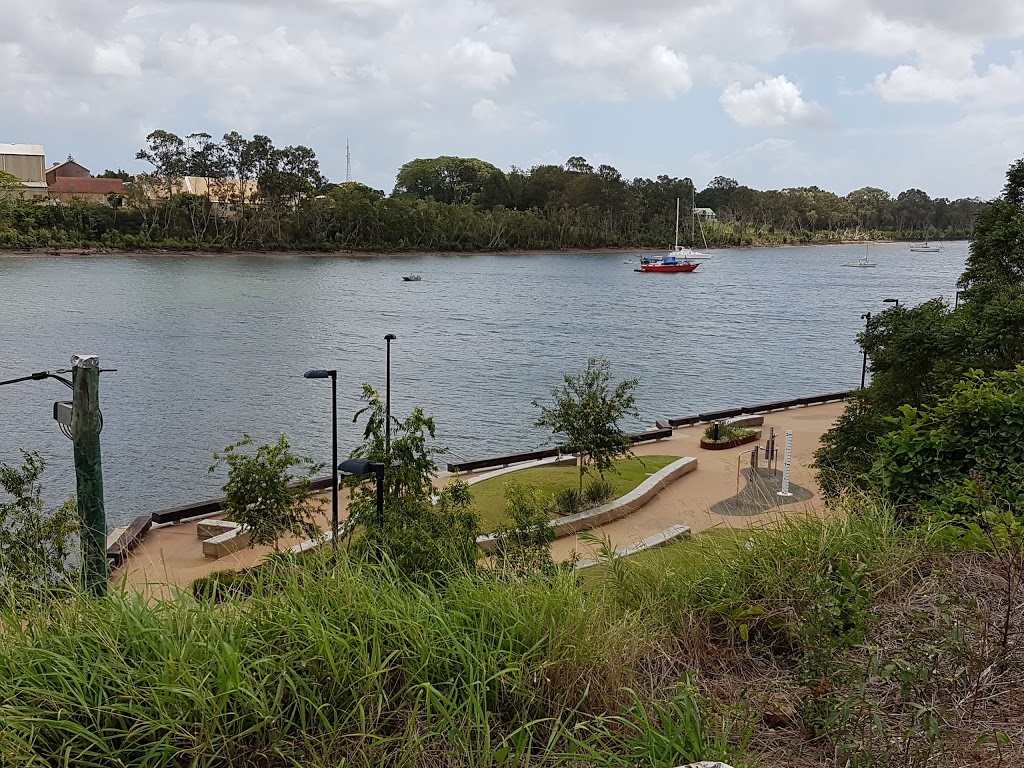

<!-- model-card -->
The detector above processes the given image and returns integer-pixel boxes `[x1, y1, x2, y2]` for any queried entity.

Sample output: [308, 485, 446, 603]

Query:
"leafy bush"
[0, 451, 79, 606]
[583, 477, 616, 506]
[875, 366, 1024, 522]
[492, 481, 556, 576]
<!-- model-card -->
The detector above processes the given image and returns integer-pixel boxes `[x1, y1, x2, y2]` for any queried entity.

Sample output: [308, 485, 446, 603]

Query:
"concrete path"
[549, 402, 844, 563]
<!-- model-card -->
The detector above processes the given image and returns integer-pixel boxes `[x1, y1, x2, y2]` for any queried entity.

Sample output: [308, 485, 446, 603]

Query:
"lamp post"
[304, 369, 339, 556]
[883, 297, 900, 308]
[860, 312, 872, 389]
[384, 334, 397, 461]
[955, 290, 964, 309]
[338, 458, 385, 525]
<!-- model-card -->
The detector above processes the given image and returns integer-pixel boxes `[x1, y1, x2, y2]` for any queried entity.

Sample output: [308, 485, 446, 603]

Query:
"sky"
[3, 0, 1024, 199]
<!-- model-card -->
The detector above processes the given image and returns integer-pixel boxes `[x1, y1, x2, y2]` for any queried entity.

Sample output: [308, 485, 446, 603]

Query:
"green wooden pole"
[71, 355, 107, 595]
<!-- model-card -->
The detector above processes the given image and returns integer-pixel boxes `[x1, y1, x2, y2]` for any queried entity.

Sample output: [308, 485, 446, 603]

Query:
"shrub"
[583, 477, 616, 506]
[555, 487, 584, 516]
[492, 481, 556, 576]
[701, 422, 755, 443]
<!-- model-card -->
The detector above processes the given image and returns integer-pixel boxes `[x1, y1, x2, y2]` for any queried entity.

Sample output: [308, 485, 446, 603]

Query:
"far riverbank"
[0, 239, 940, 260]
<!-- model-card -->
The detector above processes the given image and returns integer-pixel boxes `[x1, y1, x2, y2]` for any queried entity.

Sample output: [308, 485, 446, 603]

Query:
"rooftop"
[48, 177, 126, 195]
[0, 143, 46, 156]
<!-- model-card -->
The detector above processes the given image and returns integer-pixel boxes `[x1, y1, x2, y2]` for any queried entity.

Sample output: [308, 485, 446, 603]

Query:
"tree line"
[0, 129, 988, 252]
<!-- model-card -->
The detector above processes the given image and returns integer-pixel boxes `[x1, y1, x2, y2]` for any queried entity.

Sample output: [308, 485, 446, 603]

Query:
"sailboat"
[910, 241, 941, 253]
[634, 196, 705, 273]
[844, 244, 876, 268]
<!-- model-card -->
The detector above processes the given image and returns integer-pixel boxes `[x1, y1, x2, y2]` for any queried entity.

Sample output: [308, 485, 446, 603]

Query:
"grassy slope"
[0, 504, 1019, 767]
[470, 455, 679, 532]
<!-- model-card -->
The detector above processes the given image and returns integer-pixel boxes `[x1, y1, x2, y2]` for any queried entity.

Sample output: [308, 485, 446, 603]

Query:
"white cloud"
[551, 28, 691, 100]
[875, 52, 1024, 106]
[2, 0, 1023, 197]
[446, 39, 515, 90]
[720, 76, 833, 128]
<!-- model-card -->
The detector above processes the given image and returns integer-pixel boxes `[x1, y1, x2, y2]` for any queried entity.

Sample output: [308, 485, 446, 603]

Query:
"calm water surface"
[0, 243, 967, 527]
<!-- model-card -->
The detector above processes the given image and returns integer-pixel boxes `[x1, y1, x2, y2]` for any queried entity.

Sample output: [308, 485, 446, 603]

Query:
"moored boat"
[910, 241, 941, 253]
[634, 254, 699, 273]
[402, 274, 422, 282]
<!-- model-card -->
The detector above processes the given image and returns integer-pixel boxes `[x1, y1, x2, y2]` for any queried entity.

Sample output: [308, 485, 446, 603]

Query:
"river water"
[0, 243, 967, 527]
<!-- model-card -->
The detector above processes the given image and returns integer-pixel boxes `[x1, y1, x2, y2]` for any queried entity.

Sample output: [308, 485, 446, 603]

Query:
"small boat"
[402, 275, 422, 282]
[634, 254, 698, 273]
[910, 241, 941, 253]
[623, 259, 635, 264]
[634, 198, 702, 273]
[844, 245, 876, 268]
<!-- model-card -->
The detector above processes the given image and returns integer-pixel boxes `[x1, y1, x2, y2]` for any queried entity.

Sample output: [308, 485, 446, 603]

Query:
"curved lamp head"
[304, 369, 335, 379]
[384, 333, 397, 341]
[882, 298, 899, 305]
[338, 458, 385, 477]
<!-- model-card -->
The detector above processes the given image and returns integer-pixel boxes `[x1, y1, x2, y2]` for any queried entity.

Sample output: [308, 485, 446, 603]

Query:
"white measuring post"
[777, 429, 794, 498]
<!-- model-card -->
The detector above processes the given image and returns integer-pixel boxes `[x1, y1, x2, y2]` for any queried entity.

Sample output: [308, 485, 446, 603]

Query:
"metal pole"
[384, 334, 396, 460]
[71, 355, 107, 595]
[331, 371, 338, 557]
[777, 430, 794, 498]
[860, 312, 871, 389]
[375, 465, 385, 525]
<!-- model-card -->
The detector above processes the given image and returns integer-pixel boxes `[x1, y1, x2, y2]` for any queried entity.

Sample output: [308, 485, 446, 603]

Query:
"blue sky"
[3, 0, 1024, 199]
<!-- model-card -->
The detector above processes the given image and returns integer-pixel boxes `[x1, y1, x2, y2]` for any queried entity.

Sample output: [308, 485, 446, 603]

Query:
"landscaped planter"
[700, 430, 761, 451]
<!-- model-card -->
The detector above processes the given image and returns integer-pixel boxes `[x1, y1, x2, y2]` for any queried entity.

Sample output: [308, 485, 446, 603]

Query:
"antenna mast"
[345, 139, 352, 183]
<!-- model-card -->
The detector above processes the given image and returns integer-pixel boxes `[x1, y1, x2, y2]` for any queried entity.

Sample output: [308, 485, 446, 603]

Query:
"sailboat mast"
[674, 198, 680, 249]
[691, 185, 695, 242]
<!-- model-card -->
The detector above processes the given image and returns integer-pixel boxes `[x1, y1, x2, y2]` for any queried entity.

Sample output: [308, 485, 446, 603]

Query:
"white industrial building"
[0, 143, 48, 199]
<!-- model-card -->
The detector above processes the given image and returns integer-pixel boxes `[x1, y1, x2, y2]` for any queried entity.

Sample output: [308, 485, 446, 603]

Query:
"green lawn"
[470, 455, 680, 533]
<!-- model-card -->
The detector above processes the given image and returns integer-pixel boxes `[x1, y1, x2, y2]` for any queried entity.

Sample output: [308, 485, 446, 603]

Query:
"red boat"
[634, 254, 699, 273]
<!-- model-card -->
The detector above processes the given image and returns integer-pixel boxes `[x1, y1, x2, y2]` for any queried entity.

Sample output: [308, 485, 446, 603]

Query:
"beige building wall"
[0, 143, 48, 199]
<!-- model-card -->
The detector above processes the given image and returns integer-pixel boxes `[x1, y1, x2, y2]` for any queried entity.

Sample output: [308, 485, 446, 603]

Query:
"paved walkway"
[117, 401, 845, 596]
[547, 402, 844, 562]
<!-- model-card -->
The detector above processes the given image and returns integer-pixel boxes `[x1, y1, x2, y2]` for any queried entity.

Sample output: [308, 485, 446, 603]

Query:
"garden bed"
[700, 431, 761, 450]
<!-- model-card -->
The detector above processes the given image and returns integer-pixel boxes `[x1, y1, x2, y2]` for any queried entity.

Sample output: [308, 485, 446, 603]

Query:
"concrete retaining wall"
[574, 524, 692, 569]
[476, 456, 697, 552]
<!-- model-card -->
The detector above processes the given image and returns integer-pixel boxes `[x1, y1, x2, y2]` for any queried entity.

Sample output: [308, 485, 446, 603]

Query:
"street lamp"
[955, 290, 964, 309]
[860, 312, 872, 389]
[338, 458, 385, 525]
[304, 369, 339, 556]
[384, 334, 397, 461]
[883, 297, 900, 308]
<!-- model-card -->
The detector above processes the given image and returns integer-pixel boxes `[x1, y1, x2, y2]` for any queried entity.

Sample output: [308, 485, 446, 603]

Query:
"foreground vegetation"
[1, 502, 1020, 767]
[0, 130, 986, 253]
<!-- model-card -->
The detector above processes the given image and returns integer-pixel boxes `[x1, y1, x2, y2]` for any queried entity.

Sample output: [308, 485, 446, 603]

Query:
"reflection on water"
[0, 243, 967, 525]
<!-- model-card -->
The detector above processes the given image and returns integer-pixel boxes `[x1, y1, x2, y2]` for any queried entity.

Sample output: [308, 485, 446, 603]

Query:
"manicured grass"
[470, 455, 680, 533]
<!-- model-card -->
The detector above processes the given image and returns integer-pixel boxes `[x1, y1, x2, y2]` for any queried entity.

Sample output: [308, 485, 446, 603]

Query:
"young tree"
[534, 356, 640, 492]
[0, 451, 79, 603]
[344, 385, 479, 578]
[209, 434, 324, 551]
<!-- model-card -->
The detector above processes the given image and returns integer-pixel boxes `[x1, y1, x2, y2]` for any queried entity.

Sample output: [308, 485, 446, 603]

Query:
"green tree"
[0, 451, 79, 603]
[345, 385, 479, 578]
[98, 169, 131, 181]
[209, 434, 324, 551]
[393, 156, 504, 205]
[534, 356, 640, 492]
[959, 159, 1024, 299]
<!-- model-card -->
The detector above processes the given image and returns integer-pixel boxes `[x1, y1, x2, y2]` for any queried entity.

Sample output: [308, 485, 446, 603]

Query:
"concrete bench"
[197, 519, 240, 540]
[203, 525, 252, 559]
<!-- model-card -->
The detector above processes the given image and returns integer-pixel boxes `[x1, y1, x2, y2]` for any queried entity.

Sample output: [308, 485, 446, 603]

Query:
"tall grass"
[0, 499, 921, 767]
[0, 553, 735, 767]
